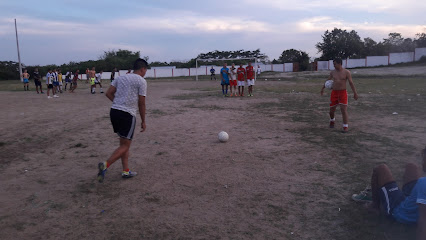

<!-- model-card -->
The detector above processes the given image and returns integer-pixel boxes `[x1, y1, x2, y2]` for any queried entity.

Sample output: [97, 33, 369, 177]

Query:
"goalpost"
[195, 57, 258, 81]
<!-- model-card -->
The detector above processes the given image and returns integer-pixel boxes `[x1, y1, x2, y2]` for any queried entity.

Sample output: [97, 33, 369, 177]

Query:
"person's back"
[111, 73, 147, 117]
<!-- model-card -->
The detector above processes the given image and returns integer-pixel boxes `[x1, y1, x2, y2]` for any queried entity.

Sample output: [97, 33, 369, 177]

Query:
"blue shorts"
[53, 81, 59, 86]
[23, 78, 29, 83]
[379, 181, 416, 217]
[221, 79, 229, 85]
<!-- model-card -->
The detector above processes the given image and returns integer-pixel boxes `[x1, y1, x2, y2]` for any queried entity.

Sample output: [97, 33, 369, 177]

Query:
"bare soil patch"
[0, 67, 425, 239]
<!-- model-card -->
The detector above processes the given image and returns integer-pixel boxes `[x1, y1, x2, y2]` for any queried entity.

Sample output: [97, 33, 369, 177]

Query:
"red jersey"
[246, 65, 254, 79]
[237, 67, 245, 81]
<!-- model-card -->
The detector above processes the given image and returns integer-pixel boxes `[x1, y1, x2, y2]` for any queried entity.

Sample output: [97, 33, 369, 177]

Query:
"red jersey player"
[246, 62, 255, 96]
[237, 64, 246, 96]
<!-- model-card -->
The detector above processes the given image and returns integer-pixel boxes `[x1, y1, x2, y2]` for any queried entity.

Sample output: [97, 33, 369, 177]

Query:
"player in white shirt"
[97, 59, 149, 182]
[93, 70, 104, 93]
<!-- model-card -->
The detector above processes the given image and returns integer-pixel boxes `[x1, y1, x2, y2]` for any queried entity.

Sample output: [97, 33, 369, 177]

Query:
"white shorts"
[247, 79, 255, 86]
[237, 81, 245, 87]
[59, 82, 63, 86]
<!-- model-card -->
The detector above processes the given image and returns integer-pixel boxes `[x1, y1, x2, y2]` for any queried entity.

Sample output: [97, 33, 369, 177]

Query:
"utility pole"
[15, 19, 23, 82]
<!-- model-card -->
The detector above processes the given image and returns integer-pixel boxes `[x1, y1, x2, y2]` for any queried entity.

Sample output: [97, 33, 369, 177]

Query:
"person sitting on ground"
[352, 147, 426, 239]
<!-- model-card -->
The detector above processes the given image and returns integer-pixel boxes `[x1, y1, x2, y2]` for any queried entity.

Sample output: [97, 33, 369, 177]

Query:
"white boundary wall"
[366, 56, 388, 67]
[389, 52, 414, 65]
[315, 47, 426, 71]
[415, 48, 426, 61]
[73, 48, 426, 78]
[346, 59, 366, 68]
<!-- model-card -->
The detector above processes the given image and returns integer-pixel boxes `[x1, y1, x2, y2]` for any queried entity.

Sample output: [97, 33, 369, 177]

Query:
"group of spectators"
[22, 67, 122, 98]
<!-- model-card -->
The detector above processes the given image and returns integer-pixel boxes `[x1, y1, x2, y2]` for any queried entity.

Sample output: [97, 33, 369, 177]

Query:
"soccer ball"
[324, 80, 334, 89]
[218, 131, 229, 143]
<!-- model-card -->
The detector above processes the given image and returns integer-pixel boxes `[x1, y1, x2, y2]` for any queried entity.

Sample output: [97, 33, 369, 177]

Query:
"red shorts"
[230, 80, 237, 86]
[330, 89, 348, 107]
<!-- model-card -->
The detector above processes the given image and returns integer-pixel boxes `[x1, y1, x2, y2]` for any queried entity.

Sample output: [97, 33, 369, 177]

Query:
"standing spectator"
[237, 64, 246, 96]
[70, 70, 79, 93]
[110, 67, 119, 82]
[229, 63, 237, 96]
[246, 62, 255, 96]
[58, 69, 63, 93]
[210, 67, 216, 80]
[22, 69, 30, 91]
[33, 68, 43, 94]
[85, 68, 90, 83]
[220, 63, 230, 97]
[64, 71, 72, 91]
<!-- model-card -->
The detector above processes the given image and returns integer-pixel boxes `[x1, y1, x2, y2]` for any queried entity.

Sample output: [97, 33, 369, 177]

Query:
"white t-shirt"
[51, 72, 58, 82]
[46, 72, 52, 84]
[229, 67, 237, 80]
[95, 73, 101, 83]
[257, 67, 262, 74]
[111, 73, 147, 117]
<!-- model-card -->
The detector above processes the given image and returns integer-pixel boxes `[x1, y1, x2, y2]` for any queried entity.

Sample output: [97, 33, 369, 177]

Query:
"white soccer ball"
[324, 80, 334, 89]
[218, 131, 229, 143]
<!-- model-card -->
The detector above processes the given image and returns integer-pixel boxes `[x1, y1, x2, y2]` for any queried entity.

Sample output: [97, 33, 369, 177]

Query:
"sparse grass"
[184, 104, 225, 110]
[170, 92, 216, 100]
[246, 75, 425, 239]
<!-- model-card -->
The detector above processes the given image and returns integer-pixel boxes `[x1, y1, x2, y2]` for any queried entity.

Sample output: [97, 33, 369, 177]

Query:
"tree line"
[1, 29, 425, 80]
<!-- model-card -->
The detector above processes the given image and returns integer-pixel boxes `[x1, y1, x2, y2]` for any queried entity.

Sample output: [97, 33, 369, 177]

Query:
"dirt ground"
[0, 66, 425, 239]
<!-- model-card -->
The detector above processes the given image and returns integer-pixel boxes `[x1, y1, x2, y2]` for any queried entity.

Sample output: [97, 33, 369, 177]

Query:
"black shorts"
[34, 80, 41, 86]
[47, 84, 53, 89]
[379, 181, 417, 216]
[110, 108, 136, 140]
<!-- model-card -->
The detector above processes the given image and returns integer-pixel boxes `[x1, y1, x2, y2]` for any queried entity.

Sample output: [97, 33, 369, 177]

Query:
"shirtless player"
[22, 69, 30, 91]
[320, 58, 358, 133]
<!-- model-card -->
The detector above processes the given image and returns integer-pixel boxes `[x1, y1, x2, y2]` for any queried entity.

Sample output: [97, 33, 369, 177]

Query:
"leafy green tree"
[278, 49, 310, 71]
[382, 33, 415, 52]
[195, 49, 268, 67]
[415, 32, 426, 48]
[316, 28, 363, 60]
[0, 61, 22, 80]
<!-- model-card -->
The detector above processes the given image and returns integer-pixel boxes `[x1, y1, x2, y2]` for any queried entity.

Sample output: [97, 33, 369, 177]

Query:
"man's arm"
[138, 95, 146, 132]
[105, 86, 116, 102]
[321, 72, 333, 96]
[347, 70, 358, 100]
[417, 204, 426, 240]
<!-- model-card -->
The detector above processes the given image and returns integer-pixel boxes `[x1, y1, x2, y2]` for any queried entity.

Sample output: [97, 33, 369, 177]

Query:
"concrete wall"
[346, 59, 366, 68]
[328, 60, 335, 70]
[366, 56, 388, 67]
[415, 47, 426, 61]
[389, 52, 414, 65]
[317, 61, 329, 70]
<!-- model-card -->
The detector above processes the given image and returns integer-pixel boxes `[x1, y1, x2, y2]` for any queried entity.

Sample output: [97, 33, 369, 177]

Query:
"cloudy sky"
[0, 0, 425, 66]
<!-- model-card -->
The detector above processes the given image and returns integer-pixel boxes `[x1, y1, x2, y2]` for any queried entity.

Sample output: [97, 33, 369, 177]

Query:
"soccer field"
[0, 66, 425, 239]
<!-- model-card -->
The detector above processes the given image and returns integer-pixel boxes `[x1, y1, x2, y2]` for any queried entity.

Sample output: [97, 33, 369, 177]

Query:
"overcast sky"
[0, 0, 425, 66]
